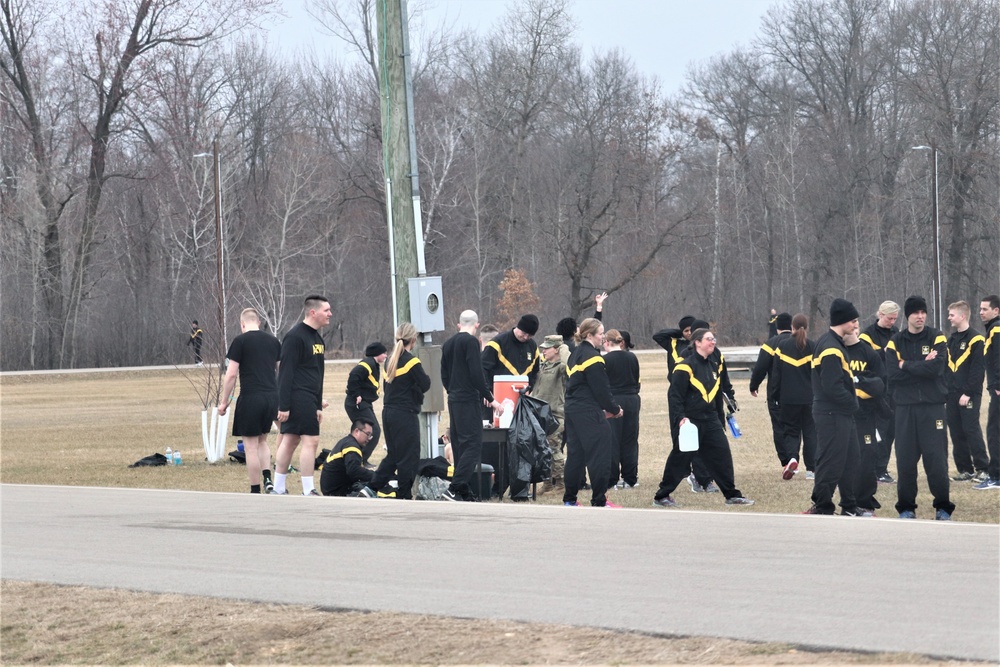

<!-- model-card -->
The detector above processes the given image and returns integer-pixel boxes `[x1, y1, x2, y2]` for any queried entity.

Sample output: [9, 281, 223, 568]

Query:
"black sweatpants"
[946, 393, 988, 474]
[448, 399, 484, 499]
[874, 409, 895, 476]
[853, 412, 880, 511]
[345, 401, 381, 463]
[609, 393, 640, 487]
[654, 417, 742, 501]
[811, 410, 858, 514]
[563, 409, 612, 506]
[989, 393, 1000, 480]
[662, 419, 715, 488]
[779, 403, 817, 470]
[368, 406, 419, 499]
[894, 403, 955, 515]
[766, 398, 782, 462]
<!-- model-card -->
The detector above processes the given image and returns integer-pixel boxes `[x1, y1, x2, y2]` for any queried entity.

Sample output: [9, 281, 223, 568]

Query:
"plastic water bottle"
[237, 439, 244, 453]
[727, 413, 743, 438]
[173, 449, 182, 466]
[165, 447, 173, 465]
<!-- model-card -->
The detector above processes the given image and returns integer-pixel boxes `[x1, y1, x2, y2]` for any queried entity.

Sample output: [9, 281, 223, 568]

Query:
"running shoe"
[782, 458, 798, 480]
[950, 471, 975, 481]
[652, 495, 677, 507]
[263, 481, 275, 494]
[805, 470, 815, 480]
[972, 470, 989, 482]
[801, 504, 821, 514]
[603, 501, 622, 508]
[973, 478, 1000, 490]
[686, 473, 705, 493]
[877, 472, 895, 484]
[842, 507, 874, 517]
[703, 481, 720, 493]
[564, 501, 581, 506]
[898, 510, 916, 519]
[935, 509, 952, 521]
[357, 486, 377, 498]
[440, 489, 459, 501]
[268, 488, 288, 495]
[725, 496, 754, 506]
[304, 489, 321, 496]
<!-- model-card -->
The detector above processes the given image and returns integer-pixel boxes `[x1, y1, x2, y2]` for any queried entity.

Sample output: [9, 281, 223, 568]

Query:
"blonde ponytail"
[384, 322, 417, 382]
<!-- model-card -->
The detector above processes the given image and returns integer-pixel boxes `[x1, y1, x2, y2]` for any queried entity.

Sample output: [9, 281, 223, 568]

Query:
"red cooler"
[492, 374, 529, 428]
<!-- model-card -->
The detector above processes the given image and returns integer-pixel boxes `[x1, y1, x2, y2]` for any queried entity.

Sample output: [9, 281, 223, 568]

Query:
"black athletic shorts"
[280, 396, 321, 436]
[232, 391, 278, 437]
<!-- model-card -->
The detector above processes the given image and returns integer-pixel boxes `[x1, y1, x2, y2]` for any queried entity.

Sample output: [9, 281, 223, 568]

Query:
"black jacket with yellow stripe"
[845, 339, 886, 418]
[652, 328, 689, 381]
[885, 326, 948, 405]
[482, 329, 539, 388]
[749, 332, 790, 400]
[811, 329, 858, 414]
[320, 434, 374, 496]
[344, 356, 381, 411]
[860, 321, 898, 361]
[565, 341, 620, 415]
[947, 328, 986, 397]
[383, 350, 431, 413]
[984, 316, 999, 393]
[771, 336, 816, 405]
[668, 350, 724, 429]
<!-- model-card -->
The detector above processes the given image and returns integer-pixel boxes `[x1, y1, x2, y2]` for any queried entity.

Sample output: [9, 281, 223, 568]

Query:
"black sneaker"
[877, 472, 895, 484]
[263, 481, 275, 494]
[357, 486, 377, 498]
[951, 471, 975, 481]
[440, 489, 459, 501]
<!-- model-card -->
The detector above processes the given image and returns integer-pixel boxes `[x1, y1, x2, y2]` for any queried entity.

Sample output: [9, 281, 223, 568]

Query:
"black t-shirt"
[227, 330, 281, 394]
[278, 322, 326, 411]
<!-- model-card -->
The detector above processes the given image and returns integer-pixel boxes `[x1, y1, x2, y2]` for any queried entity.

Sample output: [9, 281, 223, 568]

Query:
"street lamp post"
[195, 140, 227, 358]
[911, 145, 942, 329]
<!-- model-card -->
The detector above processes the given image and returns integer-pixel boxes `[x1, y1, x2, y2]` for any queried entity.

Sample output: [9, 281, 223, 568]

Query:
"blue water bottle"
[727, 413, 743, 438]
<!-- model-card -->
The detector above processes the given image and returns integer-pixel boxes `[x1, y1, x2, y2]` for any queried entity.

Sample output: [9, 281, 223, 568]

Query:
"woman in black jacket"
[359, 323, 430, 500]
[603, 329, 641, 489]
[771, 314, 817, 480]
[652, 328, 754, 508]
[563, 318, 622, 507]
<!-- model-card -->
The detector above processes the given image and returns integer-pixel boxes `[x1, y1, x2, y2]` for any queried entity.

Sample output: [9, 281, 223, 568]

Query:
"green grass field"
[2, 360, 997, 522]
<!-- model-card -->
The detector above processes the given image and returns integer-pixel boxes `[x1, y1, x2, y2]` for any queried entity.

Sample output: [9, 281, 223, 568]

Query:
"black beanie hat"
[904, 295, 928, 318]
[365, 342, 387, 357]
[690, 319, 710, 332]
[775, 312, 792, 330]
[829, 298, 859, 326]
[516, 314, 539, 336]
[678, 315, 696, 330]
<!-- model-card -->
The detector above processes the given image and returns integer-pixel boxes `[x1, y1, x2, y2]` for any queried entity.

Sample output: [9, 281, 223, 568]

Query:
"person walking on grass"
[272, 295, 331, 496]
[218, 308, 281, 494]
[770, 314, 817, 481]
[652, 328, 754, 509]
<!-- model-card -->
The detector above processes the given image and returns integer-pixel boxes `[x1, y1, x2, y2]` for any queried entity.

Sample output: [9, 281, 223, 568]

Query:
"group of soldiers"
[751, 295, 1000, 519]
[212, 291, 999, 520]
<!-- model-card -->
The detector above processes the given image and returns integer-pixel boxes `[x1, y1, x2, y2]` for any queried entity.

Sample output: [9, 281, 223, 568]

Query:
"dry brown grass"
[0, 581, 983, 666]
[1, 362, 997, 521]
[1, 362, 998, 666]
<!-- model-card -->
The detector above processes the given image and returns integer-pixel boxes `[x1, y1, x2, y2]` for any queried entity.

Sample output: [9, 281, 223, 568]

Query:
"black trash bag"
[519, 393, 560, 437]
[128, 453, 169, 468]
[505, 397, 552, 499]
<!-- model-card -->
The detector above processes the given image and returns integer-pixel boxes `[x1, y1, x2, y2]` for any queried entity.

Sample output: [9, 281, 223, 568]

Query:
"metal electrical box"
[408, 276, 444, 333]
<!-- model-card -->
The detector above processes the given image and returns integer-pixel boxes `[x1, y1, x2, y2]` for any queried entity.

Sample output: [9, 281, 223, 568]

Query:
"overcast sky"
[261, 0, 778, 94]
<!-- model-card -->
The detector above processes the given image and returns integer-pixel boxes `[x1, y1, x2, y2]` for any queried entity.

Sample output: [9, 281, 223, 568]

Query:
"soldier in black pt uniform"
[218, 308, 281, 493]
[945, 301, 988, 481]
[345, 342, 388, 465]
[860, 300, 900, 484]
[320, 420, 375, 496]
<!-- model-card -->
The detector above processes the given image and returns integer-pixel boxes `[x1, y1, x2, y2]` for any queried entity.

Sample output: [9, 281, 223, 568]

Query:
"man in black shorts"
[273, 295, 332, 496]
[219, 308, 281, 493]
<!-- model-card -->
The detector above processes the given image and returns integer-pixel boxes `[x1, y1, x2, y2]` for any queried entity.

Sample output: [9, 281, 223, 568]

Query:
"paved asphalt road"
[3, 484, 997, 661]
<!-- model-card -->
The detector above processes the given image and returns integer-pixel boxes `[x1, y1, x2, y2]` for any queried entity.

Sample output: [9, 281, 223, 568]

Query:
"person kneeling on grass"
[320, 420, 376, 496]
[652, 328, 754, 508]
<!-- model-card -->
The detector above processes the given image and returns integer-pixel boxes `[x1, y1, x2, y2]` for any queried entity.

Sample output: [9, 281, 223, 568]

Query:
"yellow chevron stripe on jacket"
[671, 338, 685, 364]
[359, 361, 380, 395]
[566, 355, 604, 376]
[394, 357, 421, 377]
[949, 334, 985, 372]
[983, 327, 997, 354]
[859, 333, 880, 350]
[486, 340, 538, 376]
[776, 350, 813, 367]
[674, 363, 721, 404]
[326, 445, 363, 463]
[812, 347, 850, 373]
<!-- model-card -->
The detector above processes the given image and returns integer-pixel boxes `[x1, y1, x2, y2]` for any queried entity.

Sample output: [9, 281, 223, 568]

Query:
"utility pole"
[378, 0, 444, 458]
[377, 0, 425, 331]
